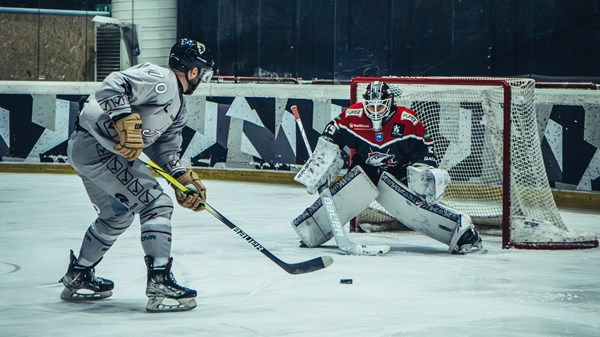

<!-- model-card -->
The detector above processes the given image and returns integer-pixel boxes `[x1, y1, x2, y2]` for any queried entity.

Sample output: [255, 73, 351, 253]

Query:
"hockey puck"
[340, 278, 353, 284]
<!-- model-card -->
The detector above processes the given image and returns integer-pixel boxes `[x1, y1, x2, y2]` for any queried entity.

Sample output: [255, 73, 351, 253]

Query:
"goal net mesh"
[351, 76, 597, 248]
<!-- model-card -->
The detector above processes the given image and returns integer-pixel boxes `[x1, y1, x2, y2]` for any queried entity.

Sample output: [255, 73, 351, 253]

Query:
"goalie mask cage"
[350, 76, 598, 250]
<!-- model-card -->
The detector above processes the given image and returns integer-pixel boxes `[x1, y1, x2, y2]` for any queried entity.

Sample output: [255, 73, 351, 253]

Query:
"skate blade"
[454, 242, 487, 255]
[60, 287, 113, 301]
[146, 296, 197, 313]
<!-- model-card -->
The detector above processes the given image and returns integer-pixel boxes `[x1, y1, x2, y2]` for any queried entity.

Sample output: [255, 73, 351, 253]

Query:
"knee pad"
[291, 166, 379, 247]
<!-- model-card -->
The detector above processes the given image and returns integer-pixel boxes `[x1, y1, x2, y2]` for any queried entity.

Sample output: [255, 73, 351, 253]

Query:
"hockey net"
[350, 76, 598, 249]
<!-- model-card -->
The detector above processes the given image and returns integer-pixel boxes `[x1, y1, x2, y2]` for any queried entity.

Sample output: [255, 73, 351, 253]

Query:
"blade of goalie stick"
[138, 154, 334, 275]
[291, 105, 390, 255]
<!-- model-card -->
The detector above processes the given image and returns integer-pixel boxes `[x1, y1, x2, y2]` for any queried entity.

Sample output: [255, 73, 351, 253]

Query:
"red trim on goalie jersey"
[323, 103, 436, 182]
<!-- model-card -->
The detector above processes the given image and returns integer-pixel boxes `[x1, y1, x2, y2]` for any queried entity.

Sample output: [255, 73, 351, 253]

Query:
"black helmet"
[169, 38, 215, 77]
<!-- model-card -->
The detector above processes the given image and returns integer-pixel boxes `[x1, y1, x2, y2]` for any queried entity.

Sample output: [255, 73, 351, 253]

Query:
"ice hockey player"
[292, 81, 483, 254]
[59, 38, 215, 312]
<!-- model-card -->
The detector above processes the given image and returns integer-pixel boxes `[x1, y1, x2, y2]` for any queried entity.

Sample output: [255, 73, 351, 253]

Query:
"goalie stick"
[138, 154, 334, 275]
[290, 105, 390, 255]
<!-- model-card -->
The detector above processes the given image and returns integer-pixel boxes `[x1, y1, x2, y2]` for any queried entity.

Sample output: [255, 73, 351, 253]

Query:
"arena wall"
[0, 81, 598, 203]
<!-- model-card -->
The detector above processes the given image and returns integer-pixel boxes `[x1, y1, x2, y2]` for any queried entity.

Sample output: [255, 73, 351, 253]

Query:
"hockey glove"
[173, 169, 206, 212]
[294, 137, 344, 195]
[114, 113, 144, 161]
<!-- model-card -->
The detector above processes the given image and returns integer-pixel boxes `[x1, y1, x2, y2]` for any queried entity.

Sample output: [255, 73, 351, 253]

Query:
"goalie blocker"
[292, 166, 482, 254]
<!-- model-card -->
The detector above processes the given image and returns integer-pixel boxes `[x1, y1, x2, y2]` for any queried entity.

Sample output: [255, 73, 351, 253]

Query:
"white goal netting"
[351, 76, 598, 249]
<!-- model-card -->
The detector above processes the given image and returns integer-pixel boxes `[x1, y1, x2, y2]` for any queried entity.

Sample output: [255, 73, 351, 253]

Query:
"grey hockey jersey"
[78, 62, 188, 175]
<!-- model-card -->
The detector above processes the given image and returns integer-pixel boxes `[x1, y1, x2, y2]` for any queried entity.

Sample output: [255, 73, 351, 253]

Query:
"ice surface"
[0, 172, 599, 337]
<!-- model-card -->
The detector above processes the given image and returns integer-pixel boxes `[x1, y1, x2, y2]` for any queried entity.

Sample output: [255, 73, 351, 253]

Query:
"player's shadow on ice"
[313, 244, 447, 255]
[50, 299, 148, 314]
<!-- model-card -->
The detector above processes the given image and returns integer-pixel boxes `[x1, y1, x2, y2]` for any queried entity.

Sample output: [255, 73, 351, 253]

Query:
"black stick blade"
[283, 256, 334, 275]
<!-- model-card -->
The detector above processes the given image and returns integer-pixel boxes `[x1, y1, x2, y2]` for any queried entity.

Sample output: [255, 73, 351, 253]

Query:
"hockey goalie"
[291, 81, 483, 254]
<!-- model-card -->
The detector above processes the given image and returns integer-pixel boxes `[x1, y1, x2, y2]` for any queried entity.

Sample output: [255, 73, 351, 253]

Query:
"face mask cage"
[364, 97, 392, 121]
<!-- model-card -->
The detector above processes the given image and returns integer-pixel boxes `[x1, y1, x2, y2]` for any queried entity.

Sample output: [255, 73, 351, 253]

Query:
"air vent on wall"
[96, 24, 121, 81]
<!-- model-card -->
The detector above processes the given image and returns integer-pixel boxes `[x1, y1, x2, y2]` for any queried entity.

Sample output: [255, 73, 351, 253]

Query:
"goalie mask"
[169, 38, 215, 94]
[362, 81, 394, 131]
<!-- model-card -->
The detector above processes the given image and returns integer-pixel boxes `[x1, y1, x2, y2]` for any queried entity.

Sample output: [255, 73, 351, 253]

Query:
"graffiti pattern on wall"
[538, 103, 600, 191]
[0, 93, 598, 192]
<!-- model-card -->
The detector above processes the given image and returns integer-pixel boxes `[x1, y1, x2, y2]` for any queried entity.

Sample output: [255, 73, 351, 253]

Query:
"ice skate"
[452, 228, 485, 254]
[59, 250, 114, 300]
[145, 256, 197, 313]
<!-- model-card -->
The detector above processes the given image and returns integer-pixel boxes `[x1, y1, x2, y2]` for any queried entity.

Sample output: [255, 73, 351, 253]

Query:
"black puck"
[340, 278, 353, 284]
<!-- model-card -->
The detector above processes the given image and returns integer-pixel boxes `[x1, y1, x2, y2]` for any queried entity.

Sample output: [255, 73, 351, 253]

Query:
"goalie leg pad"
[376, 172, 475, 252]
[291, 166, 379, 247]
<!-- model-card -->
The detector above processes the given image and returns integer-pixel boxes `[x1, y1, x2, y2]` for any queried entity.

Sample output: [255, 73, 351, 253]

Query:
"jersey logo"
[401, 111, 418, 125]
[345, 108, 362, 117]
[142, 123, 170, 143]
[365, 149, 397, 169]
[114, 193, 130, 207]
[349, 123, 371, 130]
[154, 82, 168, 94]
[391, 123, 405, 137]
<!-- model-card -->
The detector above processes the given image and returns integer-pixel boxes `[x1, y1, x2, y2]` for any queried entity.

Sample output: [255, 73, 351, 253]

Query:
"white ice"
[0, 172, 599, 337]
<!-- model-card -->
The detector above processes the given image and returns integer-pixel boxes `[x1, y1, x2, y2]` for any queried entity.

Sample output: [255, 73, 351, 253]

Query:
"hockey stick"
[138, 153, 333, 275]
[290, 105, 390, 255]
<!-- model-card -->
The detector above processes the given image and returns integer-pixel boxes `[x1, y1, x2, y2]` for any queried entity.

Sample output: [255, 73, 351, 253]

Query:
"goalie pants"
[67, 131, 174, 267]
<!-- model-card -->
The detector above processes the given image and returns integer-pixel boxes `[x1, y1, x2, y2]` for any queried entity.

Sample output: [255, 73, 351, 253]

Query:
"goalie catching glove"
[173, 169, 206, 211]
[114, 113, 144, 160]
[294, 137, 344, 194]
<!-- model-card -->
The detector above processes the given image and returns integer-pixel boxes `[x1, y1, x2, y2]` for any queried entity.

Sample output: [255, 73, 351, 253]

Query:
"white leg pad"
[291, 166, 379, 247]
[376, 172, 473, 252]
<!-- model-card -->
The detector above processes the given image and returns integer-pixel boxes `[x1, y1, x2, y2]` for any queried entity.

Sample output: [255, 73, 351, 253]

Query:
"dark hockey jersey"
[322, 102, 437, 183]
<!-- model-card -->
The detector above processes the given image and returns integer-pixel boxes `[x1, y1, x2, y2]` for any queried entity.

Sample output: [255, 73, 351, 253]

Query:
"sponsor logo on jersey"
[391, 123, 405, 137]
[345, 108, 363, 117]
[349, 123, 371, 130]
[401, 111, 418, 125]
[366, 149, 397, 169]
[376, 132, 384, 142]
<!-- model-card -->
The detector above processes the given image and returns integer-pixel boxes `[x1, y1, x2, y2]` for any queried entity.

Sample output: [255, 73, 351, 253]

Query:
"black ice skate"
[452, 228, 485, 254]
[59, 250, 114, 300]
[145, 256, 197, 313]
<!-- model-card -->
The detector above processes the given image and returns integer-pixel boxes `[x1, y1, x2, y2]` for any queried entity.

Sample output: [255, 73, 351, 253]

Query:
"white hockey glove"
[173, 169, 206, 212]
[113, 113, 144, 161]
[294, 137, 344, 195]
[407, 165, 450, 204]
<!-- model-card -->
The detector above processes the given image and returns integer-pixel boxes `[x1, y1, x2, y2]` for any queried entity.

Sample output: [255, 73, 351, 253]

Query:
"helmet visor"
[199, 67, 214, 83]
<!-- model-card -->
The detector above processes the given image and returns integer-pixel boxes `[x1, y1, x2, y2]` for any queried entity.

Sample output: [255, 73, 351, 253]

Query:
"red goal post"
[350, 76, 598, 249]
